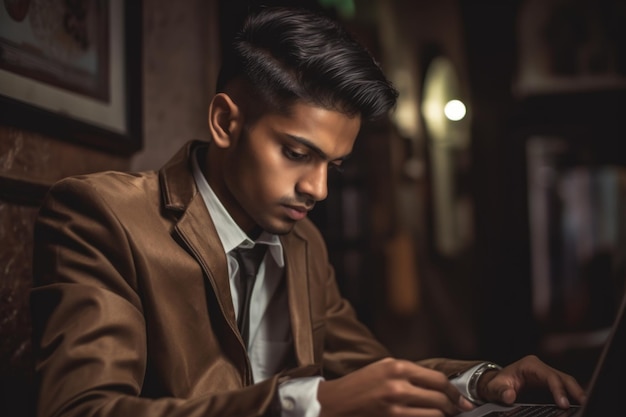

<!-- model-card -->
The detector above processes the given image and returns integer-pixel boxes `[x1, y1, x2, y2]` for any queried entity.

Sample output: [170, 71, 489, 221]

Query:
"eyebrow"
[286, 134, 351, 162]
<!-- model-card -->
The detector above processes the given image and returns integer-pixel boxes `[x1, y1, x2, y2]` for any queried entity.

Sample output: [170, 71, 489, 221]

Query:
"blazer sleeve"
[310, 229, 483, 380]
[31, 177, 281, 417]
[318, 261, 391, 379]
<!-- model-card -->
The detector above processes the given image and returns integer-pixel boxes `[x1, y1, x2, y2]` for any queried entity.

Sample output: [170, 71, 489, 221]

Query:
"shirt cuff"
[278, 376, 324, 417]
[450, 362, 502, 405]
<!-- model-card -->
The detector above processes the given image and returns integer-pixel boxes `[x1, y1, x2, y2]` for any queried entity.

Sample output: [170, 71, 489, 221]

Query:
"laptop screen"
[580, 288, 626, 416]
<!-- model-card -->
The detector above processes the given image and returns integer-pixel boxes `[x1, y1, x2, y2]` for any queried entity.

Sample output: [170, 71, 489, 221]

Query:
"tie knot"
[234, 244, 267, 278]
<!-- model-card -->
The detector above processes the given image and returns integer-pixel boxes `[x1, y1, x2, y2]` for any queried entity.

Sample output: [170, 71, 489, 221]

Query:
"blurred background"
[1, 0, 626, 415]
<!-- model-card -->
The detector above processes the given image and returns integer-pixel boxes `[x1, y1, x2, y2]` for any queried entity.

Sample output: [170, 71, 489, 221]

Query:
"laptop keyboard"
[485, 405, 580, 417]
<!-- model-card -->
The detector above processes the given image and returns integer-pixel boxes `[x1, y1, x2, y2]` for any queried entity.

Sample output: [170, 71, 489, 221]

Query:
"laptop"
[457, 289, 626, 417]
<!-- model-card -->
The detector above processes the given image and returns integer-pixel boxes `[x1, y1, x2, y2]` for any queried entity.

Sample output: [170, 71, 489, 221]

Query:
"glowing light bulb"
[444, 99, 466, 121]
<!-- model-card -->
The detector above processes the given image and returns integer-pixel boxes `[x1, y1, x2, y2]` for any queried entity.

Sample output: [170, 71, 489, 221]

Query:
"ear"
[208, 93, 243, 148]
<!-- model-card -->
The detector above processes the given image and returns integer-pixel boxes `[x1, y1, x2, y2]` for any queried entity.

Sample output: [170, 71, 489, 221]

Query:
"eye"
[329, 162, 344, 173]
[283, 147, 309, 162]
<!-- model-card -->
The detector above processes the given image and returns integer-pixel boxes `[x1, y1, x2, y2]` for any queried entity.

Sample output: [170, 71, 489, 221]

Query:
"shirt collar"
[191, 145, 284, 267]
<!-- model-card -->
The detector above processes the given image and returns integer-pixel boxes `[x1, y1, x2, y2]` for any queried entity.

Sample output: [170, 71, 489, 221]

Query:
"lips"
[283, 205, 309, 221]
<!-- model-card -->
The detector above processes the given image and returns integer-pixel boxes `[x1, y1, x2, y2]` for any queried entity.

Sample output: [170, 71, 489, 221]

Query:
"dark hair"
[216, 7, 398, 122]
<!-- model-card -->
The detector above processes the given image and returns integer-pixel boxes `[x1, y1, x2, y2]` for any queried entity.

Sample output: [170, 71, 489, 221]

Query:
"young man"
[31, 7, 585, 417]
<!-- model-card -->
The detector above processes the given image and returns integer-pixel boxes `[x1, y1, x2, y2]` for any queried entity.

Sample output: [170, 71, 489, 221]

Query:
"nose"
[296, 163, 328, 202]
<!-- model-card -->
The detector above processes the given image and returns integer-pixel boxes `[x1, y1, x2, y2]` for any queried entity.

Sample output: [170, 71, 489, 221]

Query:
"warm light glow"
[444, 99, 466, 121]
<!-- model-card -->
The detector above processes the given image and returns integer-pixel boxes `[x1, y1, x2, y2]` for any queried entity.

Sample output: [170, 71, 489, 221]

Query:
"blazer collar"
[159, 140, 204, 212]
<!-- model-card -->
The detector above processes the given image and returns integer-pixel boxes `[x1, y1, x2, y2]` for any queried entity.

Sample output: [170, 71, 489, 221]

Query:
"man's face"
[216, 102, 361, 235]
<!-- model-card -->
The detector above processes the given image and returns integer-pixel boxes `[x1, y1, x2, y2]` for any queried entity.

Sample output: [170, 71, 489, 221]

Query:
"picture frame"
[0, 0, 142, 155]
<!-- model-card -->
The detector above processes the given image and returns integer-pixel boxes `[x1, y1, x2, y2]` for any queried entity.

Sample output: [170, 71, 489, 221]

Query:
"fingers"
[546, 371, 587, 408]
[389, 380, 473, 415]
[379, 360, 475, 414]
[405, 363, 461, 398]
[520, 357, 586, 407]
[562, 373, 587, 405]
[483, 355, 587, 408]
[319, 359, 475, 417]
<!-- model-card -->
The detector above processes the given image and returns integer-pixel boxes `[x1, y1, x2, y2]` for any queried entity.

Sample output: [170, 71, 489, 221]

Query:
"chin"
[260, 219, 297, 236]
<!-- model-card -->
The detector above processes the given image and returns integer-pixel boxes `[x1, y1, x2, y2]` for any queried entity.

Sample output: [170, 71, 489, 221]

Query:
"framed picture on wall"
[0, 0, 142, 154]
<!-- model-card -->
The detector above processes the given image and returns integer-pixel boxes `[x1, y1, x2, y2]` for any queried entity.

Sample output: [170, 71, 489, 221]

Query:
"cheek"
[240, 148, 293, 203]
[255, 164, 294, 202]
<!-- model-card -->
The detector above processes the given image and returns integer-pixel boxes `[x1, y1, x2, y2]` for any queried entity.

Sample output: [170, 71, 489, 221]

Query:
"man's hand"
[476, 355, 587, 409]
[317, 358, 475, 417]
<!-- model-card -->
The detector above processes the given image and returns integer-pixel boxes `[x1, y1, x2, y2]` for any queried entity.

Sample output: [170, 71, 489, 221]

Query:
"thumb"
[479, 373, 517, 405]
[499, 388, 517, 405]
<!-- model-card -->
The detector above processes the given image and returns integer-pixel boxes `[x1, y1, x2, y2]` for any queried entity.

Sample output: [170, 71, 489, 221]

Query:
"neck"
[204, 143, 258, 236]
[247, 226, 263, 241]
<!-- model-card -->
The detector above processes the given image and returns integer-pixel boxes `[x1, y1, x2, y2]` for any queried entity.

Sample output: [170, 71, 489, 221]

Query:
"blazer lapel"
[174, 196, 236, 330]
[159, 141, 250, 381]
[281, 233, 315, 367]
[160, 140, 237, 330]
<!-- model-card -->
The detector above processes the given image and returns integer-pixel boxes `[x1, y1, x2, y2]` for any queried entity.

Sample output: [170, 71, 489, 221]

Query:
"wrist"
[467, 362, 502, 404]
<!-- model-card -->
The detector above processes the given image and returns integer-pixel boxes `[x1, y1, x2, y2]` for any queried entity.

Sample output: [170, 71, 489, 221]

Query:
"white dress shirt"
[192, 147, 322, 416]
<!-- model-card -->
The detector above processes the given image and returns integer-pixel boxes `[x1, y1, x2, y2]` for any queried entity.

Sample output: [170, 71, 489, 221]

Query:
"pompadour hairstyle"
[216, 7, 398, 122]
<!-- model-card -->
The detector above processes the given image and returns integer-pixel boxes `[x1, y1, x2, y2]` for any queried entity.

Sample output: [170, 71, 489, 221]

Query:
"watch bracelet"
[467, 362, 502, 404]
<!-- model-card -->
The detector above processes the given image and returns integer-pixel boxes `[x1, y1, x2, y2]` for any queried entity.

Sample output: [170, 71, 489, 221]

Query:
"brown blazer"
[31, 140, 479, 417]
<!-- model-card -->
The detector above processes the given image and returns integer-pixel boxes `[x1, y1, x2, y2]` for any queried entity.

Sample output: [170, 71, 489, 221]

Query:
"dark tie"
[234, 244, 267, 346]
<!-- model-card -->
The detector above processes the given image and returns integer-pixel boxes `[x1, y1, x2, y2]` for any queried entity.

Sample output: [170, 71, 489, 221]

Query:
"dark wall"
[459, 0, 626, 385]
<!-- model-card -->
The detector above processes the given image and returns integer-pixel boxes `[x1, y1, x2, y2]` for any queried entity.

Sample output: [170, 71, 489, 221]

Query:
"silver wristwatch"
[467, 362, 502, 404]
